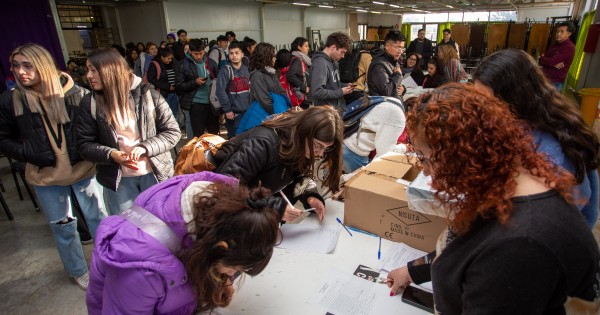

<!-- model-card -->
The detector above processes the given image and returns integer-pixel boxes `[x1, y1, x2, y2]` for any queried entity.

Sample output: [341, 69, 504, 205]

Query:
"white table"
[207, 200, 430, 315]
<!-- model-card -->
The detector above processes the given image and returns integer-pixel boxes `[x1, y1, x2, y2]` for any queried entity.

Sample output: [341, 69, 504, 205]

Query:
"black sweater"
[418, 190, 600, 314]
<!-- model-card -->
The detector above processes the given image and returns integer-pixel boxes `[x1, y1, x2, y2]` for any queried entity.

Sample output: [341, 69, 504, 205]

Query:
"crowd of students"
[0, 23, 599, 314]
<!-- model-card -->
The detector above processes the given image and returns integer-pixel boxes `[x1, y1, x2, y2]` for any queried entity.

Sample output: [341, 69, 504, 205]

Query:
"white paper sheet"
[402, 75, 419, 88]
[276, 224, 341, 254]
[377, 242, 427, 273]
[308, 269, 409, 315]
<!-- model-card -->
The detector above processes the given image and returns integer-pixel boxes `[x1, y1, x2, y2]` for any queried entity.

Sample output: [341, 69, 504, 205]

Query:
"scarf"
[291, 51, 312, 67]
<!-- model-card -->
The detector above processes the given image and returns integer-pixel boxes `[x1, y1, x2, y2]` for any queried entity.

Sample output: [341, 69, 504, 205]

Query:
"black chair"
[0, 189, 13, 220]
[2, 155, 40, 213]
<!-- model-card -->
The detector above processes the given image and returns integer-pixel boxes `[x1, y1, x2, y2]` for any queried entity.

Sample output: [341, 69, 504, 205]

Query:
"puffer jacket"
[367, 51, 403, 99]
[76, 76, 180, 191]
[213, 126, 324, 218]
[175, 55, 214, 111]
[0, 74, 88, 167]
[87, 172, 238, 315]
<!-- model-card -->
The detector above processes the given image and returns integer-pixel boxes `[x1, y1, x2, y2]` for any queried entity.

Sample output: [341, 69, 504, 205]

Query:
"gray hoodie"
[310, 51, 346, 110]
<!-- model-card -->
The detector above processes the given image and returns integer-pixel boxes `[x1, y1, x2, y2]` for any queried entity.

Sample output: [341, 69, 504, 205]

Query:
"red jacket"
[539, 39, 575, 83]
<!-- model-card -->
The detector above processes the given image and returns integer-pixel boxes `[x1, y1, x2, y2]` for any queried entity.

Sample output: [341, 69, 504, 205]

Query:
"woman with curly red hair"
[386, 84, 600, 314]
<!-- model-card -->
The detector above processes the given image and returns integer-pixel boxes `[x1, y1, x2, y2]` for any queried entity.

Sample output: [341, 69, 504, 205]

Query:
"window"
[358, 24, 368, 41]
[403, 14, 425, 23]
[425, 24, 438, 42]
[463, 11, 490, 22]
[57, 4, 103, 29]
[425, 13, 449, 23]
[448, 12, 463, 22]
[489, 11, 516, 21]
[410, 25, 421, 40]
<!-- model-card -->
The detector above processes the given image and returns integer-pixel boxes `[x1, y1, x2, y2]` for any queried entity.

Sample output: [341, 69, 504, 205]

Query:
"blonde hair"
[437, 44, 458, 67]
[87, 48, 133, 129]
[9, 44, 70, 124]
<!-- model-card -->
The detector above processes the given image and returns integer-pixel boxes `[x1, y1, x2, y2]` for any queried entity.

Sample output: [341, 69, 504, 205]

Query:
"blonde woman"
[0, 44, 107, 290]
[437, 44, 467, 83]
[76, 48, 180, 215]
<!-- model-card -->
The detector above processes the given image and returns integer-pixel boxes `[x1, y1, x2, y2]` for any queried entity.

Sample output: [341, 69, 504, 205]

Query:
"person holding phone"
[175, 38, 219, 139]
[387, 84, 600, 314]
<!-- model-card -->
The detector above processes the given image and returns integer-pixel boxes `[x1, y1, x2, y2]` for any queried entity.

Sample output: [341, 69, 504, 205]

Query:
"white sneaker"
[73, 272, 89, 291]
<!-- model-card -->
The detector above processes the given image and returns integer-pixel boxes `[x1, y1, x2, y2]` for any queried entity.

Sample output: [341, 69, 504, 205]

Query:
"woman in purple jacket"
[86, 172, 280, 314]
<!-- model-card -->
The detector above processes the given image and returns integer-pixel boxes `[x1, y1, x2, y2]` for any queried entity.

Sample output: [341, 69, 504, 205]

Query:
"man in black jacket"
[172, 29, 187, 61]
[406, 29, 433, 68]
[367, 30, 406, 99]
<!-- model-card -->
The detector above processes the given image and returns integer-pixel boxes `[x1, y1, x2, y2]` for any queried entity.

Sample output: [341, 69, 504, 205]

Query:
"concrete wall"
[114, 1, 166, 46]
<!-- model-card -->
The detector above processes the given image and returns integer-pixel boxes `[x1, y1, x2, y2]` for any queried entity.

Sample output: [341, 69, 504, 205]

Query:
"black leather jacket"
[0, 76, 88, 167]
[367, 51, 403, 99]
[213, 126, 324, 218]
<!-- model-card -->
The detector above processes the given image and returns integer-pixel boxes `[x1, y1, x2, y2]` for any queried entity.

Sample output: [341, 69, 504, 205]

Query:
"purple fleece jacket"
[86, 172, 238, 315]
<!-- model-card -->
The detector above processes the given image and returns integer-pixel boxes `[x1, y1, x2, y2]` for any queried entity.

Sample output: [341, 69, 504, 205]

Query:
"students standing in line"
[134, 42, 158, 80]
[87, 172, 280, 314]
[311, 32, 354, 111]
[77, 48, 180, 215]
[473, 48, 599, 228]
[387, 84, 600, 314]
[249, 42, 286, 115]
[0, 44, 107, 290]
[216, 42, 251, 139]
[173, 29, 188, 61]
[241, 36, 257, 67]
[175, 39, 219, 138]
[212, 106, 344, 223]
[147, 47, 180, 121]
[287, 36, 312, 109]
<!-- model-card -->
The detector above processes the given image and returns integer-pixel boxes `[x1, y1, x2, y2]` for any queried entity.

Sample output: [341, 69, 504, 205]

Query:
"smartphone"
[401, 286, 434, 314]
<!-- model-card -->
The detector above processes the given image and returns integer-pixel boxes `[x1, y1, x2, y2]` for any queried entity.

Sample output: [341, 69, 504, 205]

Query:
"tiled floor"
[0, 157, 599, 315]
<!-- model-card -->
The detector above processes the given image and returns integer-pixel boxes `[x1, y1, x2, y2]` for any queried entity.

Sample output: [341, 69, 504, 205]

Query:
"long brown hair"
[86, 48, 133, 129]
[262, 106, 343, 191]
[407, 83, 576, 235]
[437, 44, 458, 67]
[180, 182, 280, 312]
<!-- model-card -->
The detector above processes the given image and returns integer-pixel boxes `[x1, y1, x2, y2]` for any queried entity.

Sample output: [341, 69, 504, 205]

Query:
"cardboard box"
[344, 153, 448, 252]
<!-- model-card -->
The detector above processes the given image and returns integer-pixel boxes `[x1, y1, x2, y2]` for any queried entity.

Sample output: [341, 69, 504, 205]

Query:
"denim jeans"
[104, 173, 158, 215]
[166, 92, 179, 120]
[225, 113, 244, 139]
[183, 110, 193, 139]
[33, 176, 107, 277]
[342, 144, 369, 174]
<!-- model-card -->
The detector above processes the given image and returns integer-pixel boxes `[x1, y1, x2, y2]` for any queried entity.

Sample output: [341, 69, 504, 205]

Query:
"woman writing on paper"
[386, 84, 600, 314]
[213, 106, 343, 223]
[87, 172, 280, 314]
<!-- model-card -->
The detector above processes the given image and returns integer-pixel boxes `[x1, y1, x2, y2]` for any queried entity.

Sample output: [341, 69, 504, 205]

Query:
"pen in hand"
[336, 217, 353, 237]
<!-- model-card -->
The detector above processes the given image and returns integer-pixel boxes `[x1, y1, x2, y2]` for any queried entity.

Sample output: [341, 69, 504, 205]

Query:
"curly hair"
[473, 49, 599, 182]
[407, 83, 577, 235]
[179, 182, 280, 312]
[250, 42, 275, 71]
[262, 106, 344, 191]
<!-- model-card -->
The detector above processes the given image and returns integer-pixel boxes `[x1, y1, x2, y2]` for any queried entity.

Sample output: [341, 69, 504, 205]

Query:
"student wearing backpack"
[249, 42, 286, 115]
[209, 35, 230, 77]
[77, 48, 180, 215]
[216, 42, 251, 139]
[342, 49, 373, 105]
[286, 37, 312, 109]
[134, 42, 158, 80]
[367, 30, 407, 99]
[342, 97, 407, 173]
[147, 47, 180, 120]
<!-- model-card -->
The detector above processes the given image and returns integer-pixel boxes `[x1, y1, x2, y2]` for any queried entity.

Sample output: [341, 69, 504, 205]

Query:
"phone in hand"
[401, 285, 434, 314]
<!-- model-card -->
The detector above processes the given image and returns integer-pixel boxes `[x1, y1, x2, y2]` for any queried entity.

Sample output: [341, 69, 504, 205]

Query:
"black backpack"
[343, 95, 404, 139]
[338, 50, 369, 84]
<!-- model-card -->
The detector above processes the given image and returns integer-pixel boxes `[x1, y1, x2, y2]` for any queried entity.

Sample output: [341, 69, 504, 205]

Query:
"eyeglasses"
[408, 57, 418, 61]
[391, 45, 405, 51]
[313, 141, 334, 153]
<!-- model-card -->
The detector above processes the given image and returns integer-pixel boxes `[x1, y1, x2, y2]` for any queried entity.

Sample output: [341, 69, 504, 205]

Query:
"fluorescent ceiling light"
[371, 11, 382, 14]
[389, 4, 400, 8]
[357, 9, 368, 12]
[292, 2, 311, 6]
[373, 1, 385, 4]
[446, 4, 454, 8]
[319, 5, 333, 8]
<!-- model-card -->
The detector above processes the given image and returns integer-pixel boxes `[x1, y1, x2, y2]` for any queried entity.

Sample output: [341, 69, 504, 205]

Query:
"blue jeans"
[104, 173, 158, 215]
[553, 82, 564, 92]
[183, 109, 193, 139]
[33, 176, 107, 277]
[166, 92, 179, 120]
[342, 144, 369, 173]
[225, 113, 244, 139]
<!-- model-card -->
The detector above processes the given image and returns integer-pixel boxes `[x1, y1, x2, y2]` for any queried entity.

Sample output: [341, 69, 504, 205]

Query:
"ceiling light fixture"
[373, 1, 385, 5]
[319, 5, 333, 8]
[292, 2, 311, 6]
[389, 4, 400, 8]
[371, 11, 382, 14]
[357, 9, 368, 12]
